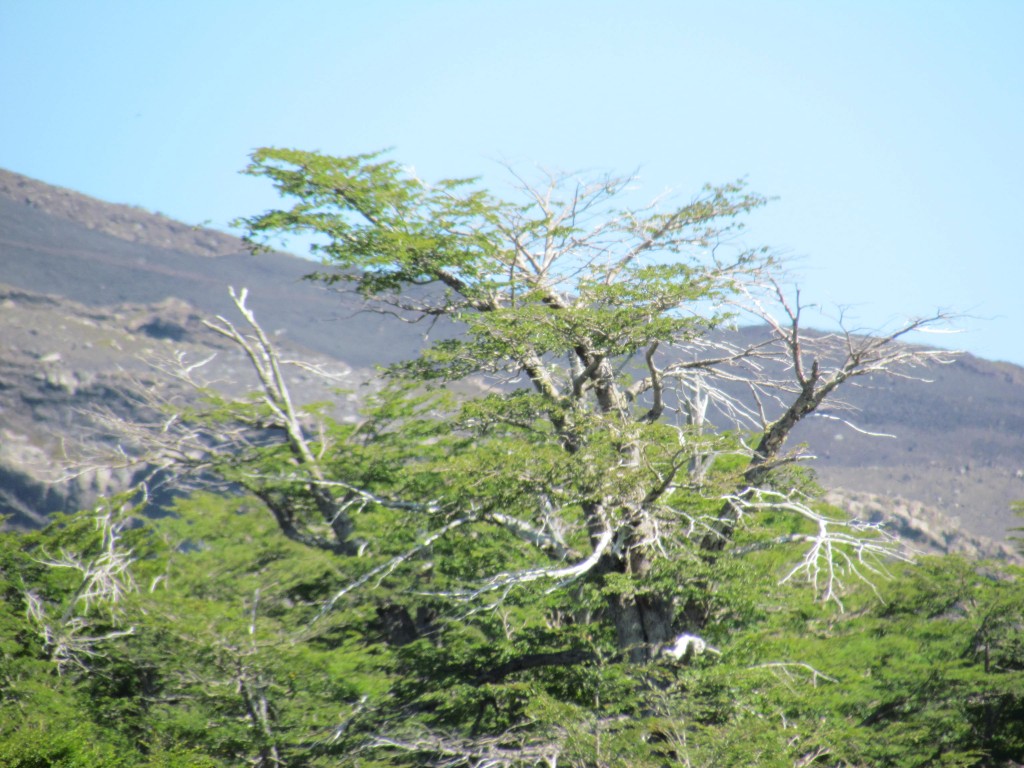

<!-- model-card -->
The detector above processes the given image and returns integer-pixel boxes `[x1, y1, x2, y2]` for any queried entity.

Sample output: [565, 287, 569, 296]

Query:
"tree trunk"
[609, 590, 675, 663]
[590, 510, 675, 663]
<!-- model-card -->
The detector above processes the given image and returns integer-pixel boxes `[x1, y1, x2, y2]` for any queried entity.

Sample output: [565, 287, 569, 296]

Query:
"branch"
[311, 517, 474, 626]
[203, 287, 359, 552]
[725, 488, 912, 610]
[474, 648, 599, 684]
[752, 661, 838, 686]
[429, 527, 615, 602]
[639, 341, 664, 422]
[483, 512, 576, 561]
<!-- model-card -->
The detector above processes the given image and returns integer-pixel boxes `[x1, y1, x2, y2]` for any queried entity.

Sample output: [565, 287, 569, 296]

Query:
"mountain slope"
[0, 169, 432, 367]
[1, 167, 1022, 547]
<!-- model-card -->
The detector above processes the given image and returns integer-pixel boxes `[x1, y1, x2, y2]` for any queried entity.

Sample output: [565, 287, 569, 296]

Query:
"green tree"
[230, 148, 948, 653]
[59, 149, 966, 765]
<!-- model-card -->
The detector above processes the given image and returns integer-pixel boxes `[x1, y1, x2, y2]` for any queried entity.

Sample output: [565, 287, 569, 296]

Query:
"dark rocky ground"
[1, 167, 1021, 558]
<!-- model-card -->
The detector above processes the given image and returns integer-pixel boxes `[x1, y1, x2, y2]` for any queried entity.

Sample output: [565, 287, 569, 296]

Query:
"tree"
[61, 149, 962, 764]
[231, 148, 949, 655]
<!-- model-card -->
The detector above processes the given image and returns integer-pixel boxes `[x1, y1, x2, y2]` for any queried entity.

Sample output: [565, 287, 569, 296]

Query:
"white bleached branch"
[724, 487, 912, 610]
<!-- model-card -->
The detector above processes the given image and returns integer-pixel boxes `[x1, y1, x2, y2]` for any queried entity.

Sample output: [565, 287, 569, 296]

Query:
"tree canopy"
[228, 147, 951, 656]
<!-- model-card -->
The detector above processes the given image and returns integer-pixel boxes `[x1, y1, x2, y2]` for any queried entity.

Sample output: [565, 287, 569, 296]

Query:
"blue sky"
[2, 1, 1022, 363]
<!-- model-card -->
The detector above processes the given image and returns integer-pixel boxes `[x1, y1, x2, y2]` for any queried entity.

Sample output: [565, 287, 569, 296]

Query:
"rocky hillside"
[1, 168, 1022, 557]
[0, 284, 366, 529]
[823, 489, 1018, 561]
[789, 349, 1024, 541]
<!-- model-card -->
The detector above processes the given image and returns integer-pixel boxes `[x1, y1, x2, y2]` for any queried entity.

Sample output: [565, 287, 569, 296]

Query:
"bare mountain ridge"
[0, 168, 241, 257]
[0, 169, 432, 368]
[1, 168, 1022, 553]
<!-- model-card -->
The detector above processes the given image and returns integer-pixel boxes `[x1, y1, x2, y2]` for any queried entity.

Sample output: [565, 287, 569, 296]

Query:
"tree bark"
[590, 516, 676, 662]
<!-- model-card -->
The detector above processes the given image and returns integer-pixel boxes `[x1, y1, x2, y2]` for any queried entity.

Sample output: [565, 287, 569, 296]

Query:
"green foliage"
[4, 499, 1024, 766]
[4, 150, 998, 765]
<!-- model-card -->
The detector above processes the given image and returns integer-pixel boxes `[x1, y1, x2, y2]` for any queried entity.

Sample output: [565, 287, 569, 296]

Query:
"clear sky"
[2, 1, 1022, 364]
